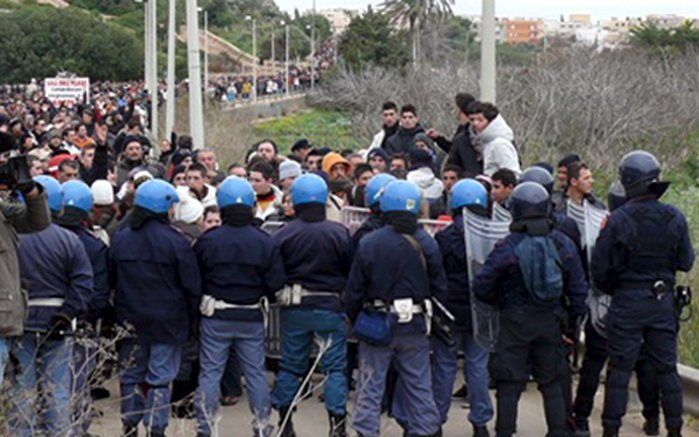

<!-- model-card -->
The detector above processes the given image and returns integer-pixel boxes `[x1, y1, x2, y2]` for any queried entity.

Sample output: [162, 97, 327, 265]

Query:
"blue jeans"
[352, 332, 441, 437]
[119, 339, 182, 433]
[0, 336, 8, 385]
[272, 308, 347, 415]
[9, 334, 74, 437]
[195, 318, 272, 436]
[432, 329, 493, 426]
[72, 342, 96, 435]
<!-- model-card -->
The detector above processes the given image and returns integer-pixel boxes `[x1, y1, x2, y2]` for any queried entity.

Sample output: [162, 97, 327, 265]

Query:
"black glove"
[46, 313, 72, 341]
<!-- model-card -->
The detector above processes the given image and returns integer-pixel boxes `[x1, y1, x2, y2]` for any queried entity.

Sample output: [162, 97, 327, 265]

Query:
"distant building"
[647, 14, 685, 29]
[502, 18, 543, 45]
[569, 14, 592, 26]
[318, 8, 358, 35]
[468, 15, 506, 44]
[599, 16, 644, 33]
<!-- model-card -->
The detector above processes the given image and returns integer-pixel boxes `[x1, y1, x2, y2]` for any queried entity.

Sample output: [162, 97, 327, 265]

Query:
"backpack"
[514, 235, 564, 304]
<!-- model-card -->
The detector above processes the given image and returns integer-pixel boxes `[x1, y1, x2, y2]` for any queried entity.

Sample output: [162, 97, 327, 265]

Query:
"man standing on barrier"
[432, 178, 493, 437]
[111, 179, 201, 437]
[595, 151, 695, 437]
[11, 175, 93, 437]
[474, 182, 588, 437]
[346, 180, 446, 437]
[271, 173, 352, 437]
[194, 177, 286, 437]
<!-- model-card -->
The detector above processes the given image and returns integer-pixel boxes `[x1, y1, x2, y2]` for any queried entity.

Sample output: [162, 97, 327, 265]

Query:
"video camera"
[0, 155, 32, 191]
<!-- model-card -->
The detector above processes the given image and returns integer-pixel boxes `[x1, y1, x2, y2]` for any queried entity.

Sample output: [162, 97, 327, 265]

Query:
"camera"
[0, 155, 32, 191]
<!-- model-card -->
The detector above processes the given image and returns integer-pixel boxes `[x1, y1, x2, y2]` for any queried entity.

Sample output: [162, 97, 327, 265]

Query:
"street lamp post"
[186, 0, 205, 149]
[271, 29, 276, 77]
[246, 16, 257, 102]
[148, 0, 158, 141]
[165, 0, 176, 139]
[480, 0, 497, 103]
[306, 24, 315, 90]
[198, 8, 208, 96]
[281, 21, 289, 96]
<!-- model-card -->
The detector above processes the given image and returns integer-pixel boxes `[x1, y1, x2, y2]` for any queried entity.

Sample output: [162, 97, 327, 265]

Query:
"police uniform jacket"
[474, 228, 588, 319]
[110, 219, 201, 344]
[591, 197, 694, 293]
[19, 223, 93, 330]
[344, 226, 448, 323]
[194, 224, 286, 321]
[274, 218, 352, 312]
[434, 218, 472, 329]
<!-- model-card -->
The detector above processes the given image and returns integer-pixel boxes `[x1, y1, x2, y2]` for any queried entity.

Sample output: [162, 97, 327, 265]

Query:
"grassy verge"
[252, 109, 363, 154]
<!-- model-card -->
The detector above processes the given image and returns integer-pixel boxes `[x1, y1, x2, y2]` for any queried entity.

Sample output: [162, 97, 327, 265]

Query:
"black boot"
[278, 406, 296, 437]
[328, 411, 347, 437]
[123, 424, 138, 437]
[146, 430, 165, 437]
[602, 426, 619, 437]
[473, 423, 490, 437]
[643, 418, 660, 436]
[573, 417, 591, 437]
[667, 427, 682, 437]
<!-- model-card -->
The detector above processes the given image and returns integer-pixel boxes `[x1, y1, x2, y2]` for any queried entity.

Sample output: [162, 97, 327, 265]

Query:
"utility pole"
[204, 10, 209, 92]
[165, 0, 176, 139]
[285, 22, 290, 96]
[311, 0, 316, 90]
[148, 0, 158, 141]
[271, 29, 276, 77]
[186, 0, 205, 149]
[480, 0, 497, 103]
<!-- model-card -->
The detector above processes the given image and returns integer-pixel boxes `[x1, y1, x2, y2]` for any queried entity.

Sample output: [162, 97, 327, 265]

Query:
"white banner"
[44, 77, 90, 106]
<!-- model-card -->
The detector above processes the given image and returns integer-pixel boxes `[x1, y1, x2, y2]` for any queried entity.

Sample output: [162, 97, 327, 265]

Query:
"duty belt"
[276, 284, 339, 307]
[365, 298, 433, 334]
[27, 298, 65, 307]
[199, 295, 270, 328]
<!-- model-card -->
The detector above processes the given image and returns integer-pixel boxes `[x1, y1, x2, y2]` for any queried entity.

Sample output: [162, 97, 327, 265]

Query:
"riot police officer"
[272, 174, 352, 437]
[594, 151, 695, 437]
[59, 180, 110, 436]
[110, 179, 201, 437]
[345, 180, 446, 437]
[193, 177, 286, 437]
[432, 178, 493, 436]
[352, 173, 395, 247]
[474, 182, 588, 437]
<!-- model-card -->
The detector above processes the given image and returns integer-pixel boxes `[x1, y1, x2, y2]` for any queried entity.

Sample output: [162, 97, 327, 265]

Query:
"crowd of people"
[209, 66, 317, 103]
[0, 84, 694, 437]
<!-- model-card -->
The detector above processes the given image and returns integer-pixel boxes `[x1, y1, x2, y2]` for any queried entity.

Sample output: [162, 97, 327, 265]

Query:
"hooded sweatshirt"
[475, 114, 521, 177]
[407, 167, 444, 200]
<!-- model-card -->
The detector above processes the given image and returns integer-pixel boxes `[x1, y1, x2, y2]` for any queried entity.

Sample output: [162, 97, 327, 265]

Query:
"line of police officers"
[6, 149, 694, 437]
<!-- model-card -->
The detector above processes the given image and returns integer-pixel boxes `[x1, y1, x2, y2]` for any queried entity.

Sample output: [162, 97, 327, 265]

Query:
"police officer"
[11, 176, 93, 437]
[345, 180, 446, 437]
[272, 174, 352, 437]
[432, 179, 493, 436]
[193, 177, 286, 437]
[474, 182, 588, 437]
[352, 173, 396, 247]
[110, 179, 201, 437]
[594, 151, 695, 437]
[571, 180, 660, 437]
[58, 180, 111, 436]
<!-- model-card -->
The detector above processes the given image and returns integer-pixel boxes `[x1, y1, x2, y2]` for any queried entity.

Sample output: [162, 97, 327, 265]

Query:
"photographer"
[0, 146, 52, 383]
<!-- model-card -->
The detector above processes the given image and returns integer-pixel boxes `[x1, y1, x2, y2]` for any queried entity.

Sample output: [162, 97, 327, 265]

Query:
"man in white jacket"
[469, 102, 521, 177]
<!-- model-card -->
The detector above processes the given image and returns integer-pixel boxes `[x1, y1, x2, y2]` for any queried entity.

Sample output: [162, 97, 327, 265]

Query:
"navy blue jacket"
[344, 226, 448, 323]
[110, 219, 201, 344]
[434, 218, 472, 329]
[351, 214, 384, 250]
[274, 218, 352, 312]
[194, 224, 286, 321]
[592, 197, 695, 293]
[63, 225, 111, 323]
[19, 224, 93, 330]
[473, 229, 588, 319]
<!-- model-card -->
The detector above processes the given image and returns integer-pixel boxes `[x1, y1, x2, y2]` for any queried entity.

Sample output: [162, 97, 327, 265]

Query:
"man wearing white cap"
[278, 160, 302, 191]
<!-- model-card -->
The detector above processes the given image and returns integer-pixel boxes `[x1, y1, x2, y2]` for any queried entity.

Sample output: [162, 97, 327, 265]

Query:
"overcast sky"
[278, 0, 698, 20]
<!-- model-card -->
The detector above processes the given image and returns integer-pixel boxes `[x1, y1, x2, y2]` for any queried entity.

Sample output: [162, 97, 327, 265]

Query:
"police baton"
[431, 297, 455, 322]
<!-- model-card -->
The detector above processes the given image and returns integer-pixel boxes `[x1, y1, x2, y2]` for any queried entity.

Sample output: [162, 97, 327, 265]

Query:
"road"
[90, 373, 699, 436]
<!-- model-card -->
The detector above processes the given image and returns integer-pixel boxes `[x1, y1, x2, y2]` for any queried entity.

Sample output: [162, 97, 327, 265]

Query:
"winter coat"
[474, 115, 521, 177]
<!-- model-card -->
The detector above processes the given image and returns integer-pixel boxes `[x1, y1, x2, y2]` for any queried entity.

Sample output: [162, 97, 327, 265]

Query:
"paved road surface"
[90, 373, 699, 436]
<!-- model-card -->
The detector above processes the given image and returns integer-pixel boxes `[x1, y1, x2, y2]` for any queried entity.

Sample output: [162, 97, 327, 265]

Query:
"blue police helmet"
[134, 179, 180, 214]
[218, 176, 255, 208]
[450, 178, 487, 210]
[618, 150, 661, 191]
[380, 180, 421, 215]
[62, 180, 93, 213]
[291, 173, 328, 206]
[607, 180, 626, 212]
[34, 175, 63, 212]
[509, 181, 550, 221]
[364, 173, 396, 207]
[519, 166, 554, 194]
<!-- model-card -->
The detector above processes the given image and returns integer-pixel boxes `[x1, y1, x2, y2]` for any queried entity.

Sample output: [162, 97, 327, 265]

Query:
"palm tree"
[380, 0, 454, 64]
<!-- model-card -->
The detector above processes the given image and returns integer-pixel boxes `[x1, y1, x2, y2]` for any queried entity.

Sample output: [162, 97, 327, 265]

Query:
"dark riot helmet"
[607, 180, 626, 212]
[509, 182, 551, 221]
[519, 166, 554, 194]
[618, 150, 669, 198]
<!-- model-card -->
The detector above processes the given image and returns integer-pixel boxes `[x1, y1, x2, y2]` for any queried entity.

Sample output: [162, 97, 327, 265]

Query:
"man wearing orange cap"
[322, 152, 350, 181]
